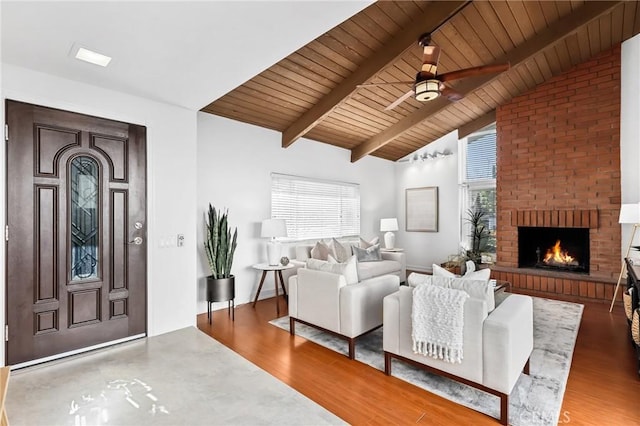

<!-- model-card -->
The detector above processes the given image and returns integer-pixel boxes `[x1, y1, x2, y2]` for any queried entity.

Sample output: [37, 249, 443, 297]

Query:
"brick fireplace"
[493, 45, 621, 302]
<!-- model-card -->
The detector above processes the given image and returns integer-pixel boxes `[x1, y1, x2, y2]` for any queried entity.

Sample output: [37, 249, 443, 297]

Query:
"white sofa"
[289, 268, 400, 359]
[383, 276, 533, 425]
[282, 244, 406, 287]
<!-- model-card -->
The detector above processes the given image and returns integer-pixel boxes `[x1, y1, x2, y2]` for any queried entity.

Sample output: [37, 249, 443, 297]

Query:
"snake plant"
[204, 204, 238, 279]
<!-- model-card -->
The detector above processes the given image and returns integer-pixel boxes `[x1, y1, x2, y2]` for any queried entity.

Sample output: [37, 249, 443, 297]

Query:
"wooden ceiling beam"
[458, 110, 496, 139]
[280, 1, 469, 148]
[350, 1, 622, 162]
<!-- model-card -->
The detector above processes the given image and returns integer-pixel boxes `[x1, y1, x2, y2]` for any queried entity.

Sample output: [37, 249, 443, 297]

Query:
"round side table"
[252, 263, 295, 316]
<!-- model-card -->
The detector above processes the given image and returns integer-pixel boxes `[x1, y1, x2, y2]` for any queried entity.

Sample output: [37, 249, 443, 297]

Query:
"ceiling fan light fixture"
[414, 78, 440, 102]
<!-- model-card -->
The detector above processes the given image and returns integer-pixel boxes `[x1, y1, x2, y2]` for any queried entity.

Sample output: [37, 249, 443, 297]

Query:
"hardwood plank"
[474, 1, 516, 54]
[610, 3, 625, 46]
[463, 3, 505, 57]
[507, 1, 536, 40]
[298, 43, 354, 77]
[634, 0, 640, 35]
[543, 46, 564, 76]
[281, 1, 468, 148]
[458, 110, 496, 139]
[197, 291, 640, 425]
[287, 52, 345, 84]
[350, 1, 622, 162]
[622, 2, 638, 40]
[587, 19, 601, 58]
[539, 1, 560, 24]
[556, 34, 581, 71]
[525, 1, 549, 29]
[599, 14, 613, 52]
[491, 1, 526, 46]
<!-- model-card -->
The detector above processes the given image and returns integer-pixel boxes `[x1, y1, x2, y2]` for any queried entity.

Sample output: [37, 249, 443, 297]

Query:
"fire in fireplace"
[518, 227, 589, 274]
[541, 240, 579, 268]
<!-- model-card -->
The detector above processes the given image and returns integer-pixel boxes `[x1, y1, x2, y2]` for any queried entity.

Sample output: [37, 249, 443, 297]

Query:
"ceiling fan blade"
[385, 89, 414, 111]
[438, 63, 510, 83]
[440, 84, 464, 102]
[421, 45, 440, 77]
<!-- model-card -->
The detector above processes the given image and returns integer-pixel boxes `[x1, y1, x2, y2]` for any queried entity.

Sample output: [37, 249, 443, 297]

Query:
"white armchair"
[383, 283, 533, 425]
[289, 268, 400, 359]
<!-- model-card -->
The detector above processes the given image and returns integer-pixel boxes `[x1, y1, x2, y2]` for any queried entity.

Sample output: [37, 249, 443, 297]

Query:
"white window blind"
[466, 132, 496, 180]
[459, 124, 497, 255]
[271, 173, 360, 240]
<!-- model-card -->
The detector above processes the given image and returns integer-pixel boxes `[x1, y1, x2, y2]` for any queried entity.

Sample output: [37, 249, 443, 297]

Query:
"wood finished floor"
[197, 292, 640, 425]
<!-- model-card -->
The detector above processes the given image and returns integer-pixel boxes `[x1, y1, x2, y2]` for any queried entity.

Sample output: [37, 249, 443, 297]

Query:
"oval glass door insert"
[70, 156, 100, 280]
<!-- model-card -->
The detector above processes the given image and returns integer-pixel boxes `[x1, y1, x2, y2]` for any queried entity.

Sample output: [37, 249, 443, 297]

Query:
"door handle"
[129, 237, 143, 245]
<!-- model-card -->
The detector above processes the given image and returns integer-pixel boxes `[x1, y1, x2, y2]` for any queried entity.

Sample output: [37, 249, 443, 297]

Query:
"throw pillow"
[295, 245, 312, 260]
[327, 254, 359, 285]
[465, 260, 476, 273]
[310, 240, 330, 261]
[432, 263, 456, 278]
[452, 278, 495, 312]
[359, 236, 380, 248]
[353, 244, 382, 262]
[463, 268, 491, 281]
[407, 272, 495, 312]
[328, 238, 351, 263]
[408, 272, 448, 287]
[307, 256, 358, 285]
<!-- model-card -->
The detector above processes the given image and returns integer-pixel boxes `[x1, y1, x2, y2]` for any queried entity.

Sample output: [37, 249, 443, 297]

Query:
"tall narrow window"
[271, 173, 360, 240]
[459, 124, 497, 257]
[70, 156, 99, 280]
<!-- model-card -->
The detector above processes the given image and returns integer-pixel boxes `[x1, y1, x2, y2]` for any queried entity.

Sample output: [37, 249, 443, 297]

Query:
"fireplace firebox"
[518, 227, 589, 274]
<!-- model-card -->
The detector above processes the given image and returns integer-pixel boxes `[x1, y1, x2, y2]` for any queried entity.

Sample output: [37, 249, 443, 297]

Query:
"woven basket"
[632, 309, 640, 346]
[623, 290, 633, 321]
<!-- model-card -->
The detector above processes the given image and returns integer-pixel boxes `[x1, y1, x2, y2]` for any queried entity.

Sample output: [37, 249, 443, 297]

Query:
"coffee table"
[491, 279, 511, 292]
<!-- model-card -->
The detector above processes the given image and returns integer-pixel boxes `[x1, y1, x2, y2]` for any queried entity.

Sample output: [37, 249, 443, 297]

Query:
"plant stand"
[206, 276, 235, 324]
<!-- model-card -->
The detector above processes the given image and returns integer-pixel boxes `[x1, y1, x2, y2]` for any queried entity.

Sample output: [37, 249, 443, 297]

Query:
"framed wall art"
[406, 186, 438, 232]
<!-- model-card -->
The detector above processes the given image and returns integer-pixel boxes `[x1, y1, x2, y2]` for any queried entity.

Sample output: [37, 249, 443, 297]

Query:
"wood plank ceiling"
[201, 1, 640, 162]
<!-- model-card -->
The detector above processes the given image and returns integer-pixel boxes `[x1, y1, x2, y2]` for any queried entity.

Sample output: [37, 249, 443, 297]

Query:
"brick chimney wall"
[493, 45, 621, 301]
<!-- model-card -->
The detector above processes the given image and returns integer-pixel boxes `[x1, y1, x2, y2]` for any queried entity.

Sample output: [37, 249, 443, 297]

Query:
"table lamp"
[261, 218, 287, 266]
[380, 218, 399, 249]
[610, 202, 640, 312]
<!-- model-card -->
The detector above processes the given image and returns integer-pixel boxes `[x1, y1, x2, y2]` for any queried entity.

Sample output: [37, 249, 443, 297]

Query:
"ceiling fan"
[360, 33, 510, 111]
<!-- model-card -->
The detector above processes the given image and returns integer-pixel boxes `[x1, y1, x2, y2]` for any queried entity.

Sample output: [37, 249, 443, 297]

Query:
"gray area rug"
[270, 295, 583, 425]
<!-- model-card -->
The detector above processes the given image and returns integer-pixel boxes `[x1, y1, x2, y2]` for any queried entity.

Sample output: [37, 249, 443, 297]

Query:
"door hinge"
[4, 226, 7, 242]
[4, 124, 7, 142]
[4, 325, 8, 342]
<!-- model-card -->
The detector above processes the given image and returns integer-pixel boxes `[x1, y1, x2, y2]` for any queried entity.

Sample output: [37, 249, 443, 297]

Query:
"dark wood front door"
[5, 100, 147, 365]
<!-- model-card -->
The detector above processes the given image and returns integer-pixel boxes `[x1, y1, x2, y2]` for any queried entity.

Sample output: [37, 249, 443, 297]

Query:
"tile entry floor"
[5, 327, 343, 426]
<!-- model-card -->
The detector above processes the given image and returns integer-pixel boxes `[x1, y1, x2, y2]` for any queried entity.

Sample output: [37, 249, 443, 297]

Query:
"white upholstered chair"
[383, 275, 533, 425]
[289, 268, 400, 359]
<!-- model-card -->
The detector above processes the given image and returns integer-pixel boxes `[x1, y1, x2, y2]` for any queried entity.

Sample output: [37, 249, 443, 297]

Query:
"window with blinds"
[271, 173, 360, 240]
[466, 133, 496, 180]
[460, 124, 497, 255]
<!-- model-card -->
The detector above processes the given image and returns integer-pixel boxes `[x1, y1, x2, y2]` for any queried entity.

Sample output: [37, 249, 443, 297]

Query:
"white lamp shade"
[619, 203, 640, 224]
[380, 218, 399, 232]
[261, 218, 287, 238]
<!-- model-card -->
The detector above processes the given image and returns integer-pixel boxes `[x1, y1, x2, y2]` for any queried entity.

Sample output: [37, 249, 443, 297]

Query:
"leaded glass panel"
[70, 156, 99, 280]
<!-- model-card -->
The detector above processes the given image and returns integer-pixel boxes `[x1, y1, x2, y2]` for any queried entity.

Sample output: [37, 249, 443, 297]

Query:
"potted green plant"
[204, 204, 238, 323]
[465, 208, 491, 267]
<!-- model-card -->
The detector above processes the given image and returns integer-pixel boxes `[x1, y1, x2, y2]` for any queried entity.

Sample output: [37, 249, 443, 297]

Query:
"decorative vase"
[280, 256, 290, 266]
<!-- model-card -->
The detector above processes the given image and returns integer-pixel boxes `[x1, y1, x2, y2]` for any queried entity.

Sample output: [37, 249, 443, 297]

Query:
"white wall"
[196, 113, 396, 312]
[0, 64, 199, 366]
[621, 34, 640, 253]
[394, 131, 460, 272]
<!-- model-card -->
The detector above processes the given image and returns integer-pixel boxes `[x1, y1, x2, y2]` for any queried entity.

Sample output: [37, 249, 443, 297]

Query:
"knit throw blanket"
[412, 284, 469, 364]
